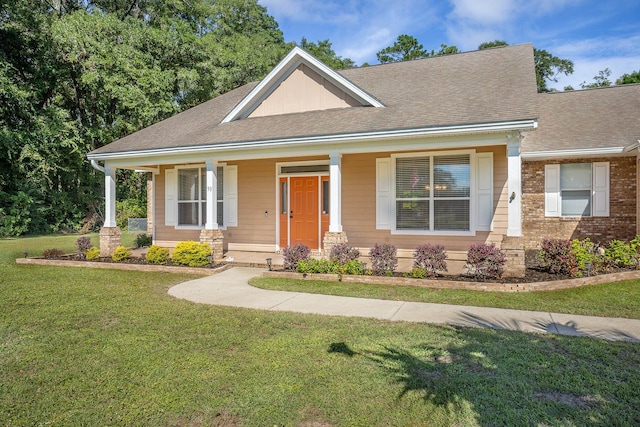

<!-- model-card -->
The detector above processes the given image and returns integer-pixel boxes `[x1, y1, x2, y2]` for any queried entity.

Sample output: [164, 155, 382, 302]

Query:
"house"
[87, 43, 640, 276]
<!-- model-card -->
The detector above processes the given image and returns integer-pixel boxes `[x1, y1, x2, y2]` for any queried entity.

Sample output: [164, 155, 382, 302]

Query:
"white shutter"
[165, 169, 177, 226]
[376, 158, 391, 230]
[225, 165, 238, 227]
[592, 162, 609, 217]
[476, 152, 493, 231]
[544, 164, 560, 217]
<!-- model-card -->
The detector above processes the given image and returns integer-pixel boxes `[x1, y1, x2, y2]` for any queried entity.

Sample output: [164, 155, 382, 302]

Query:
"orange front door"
[290, 176, 319, 249]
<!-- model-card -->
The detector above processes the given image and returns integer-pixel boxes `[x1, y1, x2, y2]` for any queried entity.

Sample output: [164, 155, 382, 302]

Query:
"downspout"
[91, 159, 105, 174]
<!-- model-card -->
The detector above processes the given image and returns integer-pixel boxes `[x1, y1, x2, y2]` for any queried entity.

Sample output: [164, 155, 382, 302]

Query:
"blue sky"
[259, 0, 640, 90]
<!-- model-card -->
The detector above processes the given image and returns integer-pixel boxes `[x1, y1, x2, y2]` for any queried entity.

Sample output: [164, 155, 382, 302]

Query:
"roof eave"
[522, 142, 639, 161]
[87, 119, 538, 161]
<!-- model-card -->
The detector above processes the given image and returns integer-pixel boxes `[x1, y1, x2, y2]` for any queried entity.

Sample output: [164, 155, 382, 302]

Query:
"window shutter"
[225, 165, 238, 227]
[544, 164, 560, 217]
[165, 169, 177, 226]
[376, 158, 391, 229]
[476, 152, 493, 231]
[592, 162, 609, 217]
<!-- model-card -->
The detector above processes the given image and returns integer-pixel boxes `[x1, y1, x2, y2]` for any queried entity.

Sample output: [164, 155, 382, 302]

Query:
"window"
[178, 167, 224, 226]
[545, 162, 609, 217]
[395, 154, 471, 231]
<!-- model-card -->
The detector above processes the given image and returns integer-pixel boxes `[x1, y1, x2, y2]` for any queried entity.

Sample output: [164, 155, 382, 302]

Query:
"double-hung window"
[166, 164, 237, 228]
[395, 154, 471, 232]
[545, 162, 609, 217]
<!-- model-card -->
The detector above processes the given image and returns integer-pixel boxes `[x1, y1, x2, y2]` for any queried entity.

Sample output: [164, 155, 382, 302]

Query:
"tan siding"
[249, 64, 360, 118]
[342, 147, 508, 253]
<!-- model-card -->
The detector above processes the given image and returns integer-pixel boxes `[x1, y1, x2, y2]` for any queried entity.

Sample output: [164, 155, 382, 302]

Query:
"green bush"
[172, 241, 211, 267]
[86, 247, 100, 261]
[134, 233, 152, 248]
[111, 246, 131, 262]
[146, 245, 170, 265]
[605, 239, 637, 268]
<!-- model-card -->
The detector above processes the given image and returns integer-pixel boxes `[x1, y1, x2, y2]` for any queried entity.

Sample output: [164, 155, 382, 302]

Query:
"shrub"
[538, 239, 576, 276]
[283, 244, 311, 270]
[413, 244, 448, 277]
[42, 248, 64, 259]
[571, 238, 610, 276]
[342, 260, 364, 275]
[297, 258, 331, 274]
[76, 236, 92, 254]
[86, 247, 100, 261]
[112, 246, 131, 262]
[408, 267, 426, 279]
[369, 243, 397, 276]
[146, 245, 170, 265]
[329, 243, 360, 264]
[467, 243, 506, 279]
[605, 239, 637, 268]
[172, 241, 212, 267]
[134, 233, 152, 248]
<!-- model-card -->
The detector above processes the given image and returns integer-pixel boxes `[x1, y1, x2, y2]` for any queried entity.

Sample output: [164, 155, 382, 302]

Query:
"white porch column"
[329, 153, 342, 232]
[104, 164, 117, 227]
[205, 159, 219, 230]
[507, 136, 522, 236]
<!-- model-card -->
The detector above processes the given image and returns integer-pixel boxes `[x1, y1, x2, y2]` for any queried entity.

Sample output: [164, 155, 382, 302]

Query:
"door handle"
[290, 210, 293, 219]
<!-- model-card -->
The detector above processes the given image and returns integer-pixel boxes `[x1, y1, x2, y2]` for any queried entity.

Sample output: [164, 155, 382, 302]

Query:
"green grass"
[1, 234, 639, 426]
[250, 276, 640, 319]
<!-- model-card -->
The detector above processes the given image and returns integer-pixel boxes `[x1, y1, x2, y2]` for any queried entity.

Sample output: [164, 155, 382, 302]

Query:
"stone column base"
[501, 236, 526, 278]
[323, 231, 349, 256]
[99, 226, 122, 257]
[200, 229, 224, 262]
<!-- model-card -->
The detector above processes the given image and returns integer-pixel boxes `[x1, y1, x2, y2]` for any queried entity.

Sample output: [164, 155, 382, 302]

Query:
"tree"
[377, 35, 428, 63]
[616, 70, 640, 85]
[580, 68, 612, 89]
[0, 0, 288, 235]
[377, 35, 459, 64]
[298, 38, 355, 70]
[478, 41, 574, 92]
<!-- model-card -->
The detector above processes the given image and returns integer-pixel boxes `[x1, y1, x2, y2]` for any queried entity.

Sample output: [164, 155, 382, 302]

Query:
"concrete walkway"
[168, 267, 640, 343]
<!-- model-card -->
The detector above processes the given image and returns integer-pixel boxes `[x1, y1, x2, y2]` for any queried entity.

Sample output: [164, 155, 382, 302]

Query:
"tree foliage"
[0, 0, 287, 236]
[376, 35, 459, 64]
[616, 70, 640, 85]
[580, 68, 612, 89]
[298, 38, 355, 70]
[478, 40, 574, 92]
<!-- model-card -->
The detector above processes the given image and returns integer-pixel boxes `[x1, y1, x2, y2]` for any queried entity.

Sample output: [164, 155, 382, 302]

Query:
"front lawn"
[1, 234, 639, 426]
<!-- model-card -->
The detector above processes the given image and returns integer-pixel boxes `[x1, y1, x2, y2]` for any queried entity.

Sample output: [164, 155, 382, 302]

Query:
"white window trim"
[173, 163, 230, 230]
[390, 149, 477, 236]
[544, 162, 610, 218]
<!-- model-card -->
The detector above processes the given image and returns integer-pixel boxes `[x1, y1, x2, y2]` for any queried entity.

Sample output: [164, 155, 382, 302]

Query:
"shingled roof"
[522, 84, 640, 155]
[89, 43, 539, 157]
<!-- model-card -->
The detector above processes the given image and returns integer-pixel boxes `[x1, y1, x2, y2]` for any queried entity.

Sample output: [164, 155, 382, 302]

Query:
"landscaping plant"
[111, 246, 131, 262]
[539, 238, 576, 276]
[172, 241, 211, 267]
[76, 236, 92, 256]
[605, 239, 637, 268]
[466, 243, 506, 279]
[283, 243, 310, 270]
[145, 245, 170, 265]
[413, 243, 447, 277]
[42, 248, 64, 259]
[369, 243, 397, 276]
[86, 247, 100, 261]
[329, 243, 360, 264]
[134, 233, 153, 248]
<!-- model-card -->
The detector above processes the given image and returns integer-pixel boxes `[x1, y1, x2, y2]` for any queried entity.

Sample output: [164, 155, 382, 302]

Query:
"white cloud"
[449, 0, 515, 24]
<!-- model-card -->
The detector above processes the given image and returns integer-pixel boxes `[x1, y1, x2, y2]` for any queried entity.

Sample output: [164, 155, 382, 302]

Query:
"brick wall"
[522, 157, 636, 249]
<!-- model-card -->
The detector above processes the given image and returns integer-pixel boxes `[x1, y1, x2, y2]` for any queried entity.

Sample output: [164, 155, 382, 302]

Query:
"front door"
[290, 176, 319, 248]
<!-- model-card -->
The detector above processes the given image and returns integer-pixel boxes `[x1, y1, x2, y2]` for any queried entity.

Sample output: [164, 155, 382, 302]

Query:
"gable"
[221, 47, 384, 123]
[248, 64, 362, 118]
